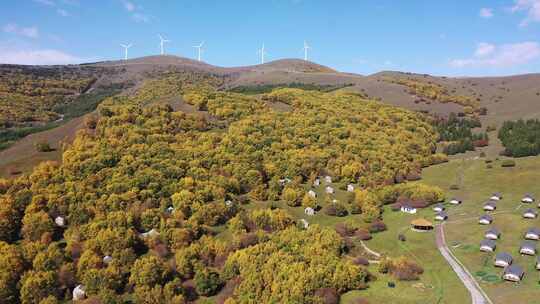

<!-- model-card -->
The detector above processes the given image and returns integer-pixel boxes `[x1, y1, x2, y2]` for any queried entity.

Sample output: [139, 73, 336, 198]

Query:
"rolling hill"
[1, 55, 540, 178]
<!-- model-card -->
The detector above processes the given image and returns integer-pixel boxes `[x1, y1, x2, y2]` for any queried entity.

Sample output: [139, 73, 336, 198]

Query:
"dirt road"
[435, 223, 493, 304]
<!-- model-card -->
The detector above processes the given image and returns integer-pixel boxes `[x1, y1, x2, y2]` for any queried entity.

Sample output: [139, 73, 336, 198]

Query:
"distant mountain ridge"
[2, 55, 540, 125]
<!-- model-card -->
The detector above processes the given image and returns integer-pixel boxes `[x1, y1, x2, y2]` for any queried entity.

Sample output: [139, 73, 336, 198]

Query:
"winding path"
[435, 223, 493, 304]
[359, 240, 381, 258]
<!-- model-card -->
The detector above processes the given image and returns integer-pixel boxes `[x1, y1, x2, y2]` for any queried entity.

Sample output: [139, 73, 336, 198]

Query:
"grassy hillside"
[421, 156, 540, 303]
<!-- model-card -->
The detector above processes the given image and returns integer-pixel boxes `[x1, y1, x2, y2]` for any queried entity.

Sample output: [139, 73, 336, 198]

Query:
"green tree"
[194, 267, 223, 296]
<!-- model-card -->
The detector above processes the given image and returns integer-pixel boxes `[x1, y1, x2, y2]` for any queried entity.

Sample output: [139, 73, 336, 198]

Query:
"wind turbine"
[303, 41, 310, 61]
[193, 41, 204, 61]
[257, 43, 267, 64]
[120, 43, 132, 60]
[158, 34, 170, 55]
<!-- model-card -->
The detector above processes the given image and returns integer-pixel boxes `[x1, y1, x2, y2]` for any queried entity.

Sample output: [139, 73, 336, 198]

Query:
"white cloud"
[123, 0, 136, 12]
[120, 0, 151, 23]
[0, 48, 88, 65]
[133, 13, 150, 23]
[511, 0, 540, 26]
[3, 24, 39, 39]
[450, 42, 540, 68]
[34, 0, 55, 6]
[479, 8, 494, 18]
[61, 0, 79, 5]
[57, 9, 70, 17]
[474, 42, 495, 57]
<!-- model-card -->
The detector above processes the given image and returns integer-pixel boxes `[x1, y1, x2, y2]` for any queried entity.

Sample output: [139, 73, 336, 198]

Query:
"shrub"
[354, 229, 372, 241]
[405, 171, 421, 181]
[350, 204, 362, 214]
[84, 114, 98, 129]
[35, 141, 53, 152]
[501, 160, 516, 167]
[368, 221, 387, 233]
[282, 187, 302, 207]
[323, 203, 348, 217]
[385, 256, 424, 281]
[389, 203, 401, 212]
[335, 222, 356, 237]
[314, 287, 339, 304]
[352, 256, 370, 266]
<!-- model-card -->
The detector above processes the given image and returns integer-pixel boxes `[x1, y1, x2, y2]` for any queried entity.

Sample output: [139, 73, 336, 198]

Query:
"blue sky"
[1, 0, 540, 76]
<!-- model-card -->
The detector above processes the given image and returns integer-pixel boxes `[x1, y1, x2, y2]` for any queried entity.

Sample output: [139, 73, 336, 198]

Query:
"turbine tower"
[303, 41, 310, 61]
[158, 34, 170, 55]
[120, 43, 132, 61]
[193, 41, 204, 61]
[257, 44, 267, 64]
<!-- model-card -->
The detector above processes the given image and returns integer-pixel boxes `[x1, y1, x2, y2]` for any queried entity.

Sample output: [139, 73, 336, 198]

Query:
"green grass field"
[421, 156, 540, 303]
[338, 201, 471, 304]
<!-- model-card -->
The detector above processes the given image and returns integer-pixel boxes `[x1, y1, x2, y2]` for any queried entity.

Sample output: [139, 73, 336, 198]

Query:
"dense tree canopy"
[499, 119, 540, 157]
[384, 77, 480, 112]
[0, 72, 443, 303]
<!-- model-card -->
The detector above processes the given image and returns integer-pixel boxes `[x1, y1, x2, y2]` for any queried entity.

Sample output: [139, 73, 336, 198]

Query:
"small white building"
[103, 255, 113, 265]
[434, 211, 448, 221]
[483, 200, 497, 211]
[73, 285, 86, 301]
[324, 176, 332, 183]
[308, 190, 317, 198]
[313, 179, 320, 186]
[140, 229, 159, 238]
[347, 184, 355, 192]
[225, 200, 233, 207]
[300, 219, 309, 229]
[523, 208, 538, 219]
[325, 186, 334, 194]
[503, 265, 524, 282]
[55, 216, 66, 227]
[524, 228, 540, 240]
[490, 193, 503, 201]
[485, 227, 501, 240]
[166, 206, 174, 213]
[522, 194, 535, 203]
[494, 252, 513, 268]
[433, 204, 445, 212]
[400, 205, 417, 214]
[480, 239, 496, 252]
[449, 198, 462, 205]
[478, 214, 493, 225]
[279, 178, 292, 186]
[304, 207, 315, 216]
[520, 241, 536, 255]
